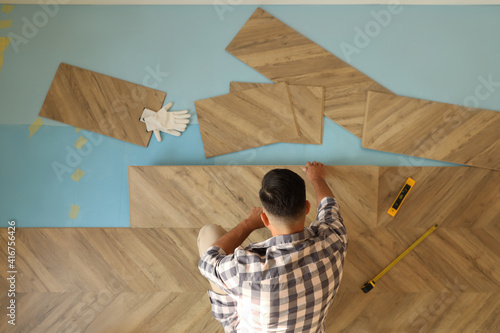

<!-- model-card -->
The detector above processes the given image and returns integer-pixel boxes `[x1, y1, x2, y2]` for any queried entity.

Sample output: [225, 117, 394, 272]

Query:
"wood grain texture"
[8, 228, 207, 293]
[39, 63, 166, 147]
[326, 291, 500, 332]
[377, 166, 500, 228]
[230, 82, 324, 145]
[0, 227, 223, 333]
[195, 82, 300, 158]
[3, 164, 500, 332]
[225, 8, 391, 138]
[362, 91, 500, 170]
[129, 165, 379, 234]
[0, 292, 220, 333]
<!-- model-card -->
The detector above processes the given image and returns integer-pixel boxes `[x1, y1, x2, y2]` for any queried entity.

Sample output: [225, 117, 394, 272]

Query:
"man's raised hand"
[303, 161, 326, 183]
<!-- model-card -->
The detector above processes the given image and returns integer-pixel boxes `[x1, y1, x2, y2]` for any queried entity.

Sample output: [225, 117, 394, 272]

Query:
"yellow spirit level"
[361, 224, 438, 293]
[387, 178, 415, 217]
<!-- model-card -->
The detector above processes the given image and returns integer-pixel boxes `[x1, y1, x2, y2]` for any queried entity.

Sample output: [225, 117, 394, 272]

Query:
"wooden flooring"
[225, 8, 391, 138]
[195, 82, 300, 158]
[4, 165, 500, 332]
[39, 63, 166, 147]
[0, 228, 219, 333]
[229, 82, 324, 145]
[362, 91, 500, 170]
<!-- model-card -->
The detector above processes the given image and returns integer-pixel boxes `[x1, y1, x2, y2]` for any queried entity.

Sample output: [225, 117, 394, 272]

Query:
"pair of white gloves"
[140, 103, 191, 142]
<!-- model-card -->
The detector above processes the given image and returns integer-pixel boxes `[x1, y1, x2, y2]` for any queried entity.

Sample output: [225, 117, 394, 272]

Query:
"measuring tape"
[361, 224, 438, 293]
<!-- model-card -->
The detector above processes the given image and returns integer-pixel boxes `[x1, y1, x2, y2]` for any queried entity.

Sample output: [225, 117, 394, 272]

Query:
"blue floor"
[1, 5, 499, 227]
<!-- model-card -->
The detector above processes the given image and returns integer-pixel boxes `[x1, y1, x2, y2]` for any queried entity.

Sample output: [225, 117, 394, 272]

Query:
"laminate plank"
[363, 91, 500, 170]
[11, 228, 207, 293]
[225, 8, 391, 138]
[325, 291, 500, 332]
[230, 82, 324, 145]
[342, 227, 500, 293]
[377, 167, 500, 228]
[0, 292, 221, 333]
[128, 165, 379, 234]
[195, 82, 300, 158]
[39, 63, 166, 147]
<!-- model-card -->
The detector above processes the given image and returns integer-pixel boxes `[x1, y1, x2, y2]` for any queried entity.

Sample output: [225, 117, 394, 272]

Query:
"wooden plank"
[362, 91, 500, 170]
[225, 8, 391, 138]
[39, 63, 166, 147]
[0, 292, 221, 333]
[128, 165, 379, 234]
[7, 228, 207, 293]
[195, 82, 300, 158]
[326, 291, 500, 332]
[230, 82, 324, 145]
[377, 166, 500, 228]
[3, 163, 500, 331]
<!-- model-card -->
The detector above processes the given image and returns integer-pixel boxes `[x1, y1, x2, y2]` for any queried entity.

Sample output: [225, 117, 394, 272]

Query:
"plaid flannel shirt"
[198, 197, 347, 333]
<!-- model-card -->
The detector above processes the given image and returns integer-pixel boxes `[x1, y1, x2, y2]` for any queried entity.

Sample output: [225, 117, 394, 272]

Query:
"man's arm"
[303, 161, 334, 207]
[212, 207, 265, 254]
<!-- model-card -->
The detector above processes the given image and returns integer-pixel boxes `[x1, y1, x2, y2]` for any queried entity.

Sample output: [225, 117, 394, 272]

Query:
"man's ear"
[305, 200, 311, 215]
[261, 212, 270, 227]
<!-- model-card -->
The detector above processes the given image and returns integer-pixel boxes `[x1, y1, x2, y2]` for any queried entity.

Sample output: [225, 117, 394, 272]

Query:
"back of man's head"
[259, 169, 306, 223]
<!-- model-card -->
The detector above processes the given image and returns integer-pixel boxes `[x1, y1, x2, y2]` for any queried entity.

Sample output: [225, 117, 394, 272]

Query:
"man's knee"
[198, 224, 227, 256]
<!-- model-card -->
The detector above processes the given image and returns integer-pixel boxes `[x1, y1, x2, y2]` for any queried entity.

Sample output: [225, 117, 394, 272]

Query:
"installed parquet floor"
[39, 63, 166, 147]
[0, 228, 219, 333]
[4, 165, 500, 332]
[226, 8, 391, 138]
[362, 91, 500, 170]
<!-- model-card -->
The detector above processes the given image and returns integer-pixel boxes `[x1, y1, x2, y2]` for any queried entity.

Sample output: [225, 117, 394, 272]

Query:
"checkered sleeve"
[198, 246, 241, 295]
[311, 196, 347, 245]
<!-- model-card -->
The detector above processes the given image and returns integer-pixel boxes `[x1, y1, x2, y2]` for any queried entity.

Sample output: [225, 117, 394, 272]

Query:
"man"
[198, 161, 347, 332]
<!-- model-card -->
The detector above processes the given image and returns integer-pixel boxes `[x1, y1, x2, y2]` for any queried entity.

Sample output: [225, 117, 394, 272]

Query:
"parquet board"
[0, 292, 221, 333]
[4, 165, 500, 332]
[195, 82, 300, 158]
[225, 8, 391, 138]
[377, 166, 500, 228]
[6, 228, 207, 293]
[325, 290, 500, 332]
[362, 91, 500, 170]
[39, 63, 166, 147]
[230, 82, 324, 145]
[128, 165, 379, 234]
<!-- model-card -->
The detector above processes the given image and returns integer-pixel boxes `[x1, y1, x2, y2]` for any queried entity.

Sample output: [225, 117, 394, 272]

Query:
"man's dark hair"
[259, 169, 306, 221]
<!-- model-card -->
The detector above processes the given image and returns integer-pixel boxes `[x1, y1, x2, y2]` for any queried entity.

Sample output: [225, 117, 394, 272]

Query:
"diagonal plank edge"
[362, 91, 500, 170]
[195, 82, 300, 158]
[128, 165, 380, 233]
[230, 81, 324, 145]
[225, 7, 391, 138]
[39, 63, 166, 147]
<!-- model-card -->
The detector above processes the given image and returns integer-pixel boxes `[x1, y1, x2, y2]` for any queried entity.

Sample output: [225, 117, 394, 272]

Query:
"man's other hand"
[243, 207, 265, 231]
[303, 161, 326, 183]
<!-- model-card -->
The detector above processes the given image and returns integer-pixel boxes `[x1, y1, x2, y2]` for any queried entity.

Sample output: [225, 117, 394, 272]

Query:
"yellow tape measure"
[388, 177, 415, 217]
[361, 224, 438, 293]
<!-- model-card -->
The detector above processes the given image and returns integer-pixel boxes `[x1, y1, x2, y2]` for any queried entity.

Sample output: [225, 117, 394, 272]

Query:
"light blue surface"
[1, 5, 499, 227]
